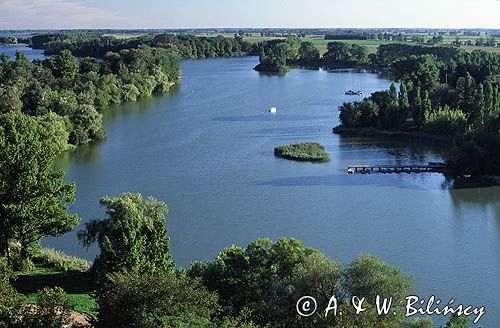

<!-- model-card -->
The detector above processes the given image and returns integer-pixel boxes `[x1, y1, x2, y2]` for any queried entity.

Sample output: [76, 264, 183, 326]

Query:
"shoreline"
[333, 125, 500, 184]
[332, 125, 454, 145]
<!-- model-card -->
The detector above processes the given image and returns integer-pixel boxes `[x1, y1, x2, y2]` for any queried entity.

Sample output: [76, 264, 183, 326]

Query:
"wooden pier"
[348, 163, 446, 174]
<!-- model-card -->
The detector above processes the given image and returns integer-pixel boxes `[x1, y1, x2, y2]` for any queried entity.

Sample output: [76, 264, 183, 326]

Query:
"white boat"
[268, 107, 277, 113]
[345, 78, 363, 96]
[345, 90, 363, 96]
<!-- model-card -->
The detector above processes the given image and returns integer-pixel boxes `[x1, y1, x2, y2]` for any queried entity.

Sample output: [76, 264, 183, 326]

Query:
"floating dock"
[348, 163, 446, 174]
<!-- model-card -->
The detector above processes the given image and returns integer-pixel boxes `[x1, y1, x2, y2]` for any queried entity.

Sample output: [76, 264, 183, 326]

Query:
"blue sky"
[0, 0, 499, 29]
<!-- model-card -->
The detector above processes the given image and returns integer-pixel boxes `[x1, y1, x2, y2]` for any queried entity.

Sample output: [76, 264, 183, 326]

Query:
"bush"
[274, 143, 330, 162]
[18, 287, 74, 328]
[96, 272, 219, 328]
[0, 258, 24, 328]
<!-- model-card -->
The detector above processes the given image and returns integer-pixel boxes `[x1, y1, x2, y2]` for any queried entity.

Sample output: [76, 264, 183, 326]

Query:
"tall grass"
[274, 142, 330, 162]
[32, 249, 90, 273]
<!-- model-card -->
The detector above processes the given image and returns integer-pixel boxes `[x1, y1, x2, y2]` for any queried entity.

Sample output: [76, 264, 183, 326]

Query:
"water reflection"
[257, 173, 437, 190]
[103, 84, 180, 121]
[55, 143, 103, 171]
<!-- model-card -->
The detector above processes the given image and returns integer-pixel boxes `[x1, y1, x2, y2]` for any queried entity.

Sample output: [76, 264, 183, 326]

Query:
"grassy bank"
[12, 247, 97, 317]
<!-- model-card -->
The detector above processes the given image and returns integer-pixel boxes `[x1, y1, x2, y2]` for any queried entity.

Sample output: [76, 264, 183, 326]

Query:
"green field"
[102, 33, 146, 39]
[101, 31, 500, 55]
[240, 33, 500, 55]
[26, 292, 97, 316]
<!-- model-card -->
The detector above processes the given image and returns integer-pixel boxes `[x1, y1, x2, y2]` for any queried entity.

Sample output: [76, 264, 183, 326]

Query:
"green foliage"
[0, 112, 78, 268]
[336, 43, 500, 174]
[423, 106, 467, 136]
[18, 287, 74, 328]
[404, 317, 434, 328]
[323, 42, 368, 67]
[345, 254, 414, 305]
[0, 45, 181, 147]
[189, 238, 318, 326]
[122, 84, 141, 102]
[255, 36, 321, 72]
[35, 112, 72, 152]
[0, 258, 24, 328]
[392, 55, 440, 91]
[78, 193, 174, 278]
[96, 271, 219, 328]
[274, 142, 330, 162]
[339, 99, 380, 128]
[189, 238, 414, 328]
[298, 41, 320, 65]
[32, 248, 90, 273]
[37, 33, 251, 59]
[69, 104, 105, 145]
[444, 314, 470, 328]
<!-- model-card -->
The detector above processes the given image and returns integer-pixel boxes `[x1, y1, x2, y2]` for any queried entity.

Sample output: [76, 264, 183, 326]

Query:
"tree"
[351, 44, 368, 63]
[404, 318, 433, 328]
[191, 239, 417, 328]
[298, 42, 320, 64]
[423, 90, 432, 119]
[268, 252, 343, 328]
[78, 193, 174, 278]
[412, 87, 423, 126]
[189, 238, 318, 323]
[325, 42, 351, 62]
[69, 104, 105, 145]
[399, 81, 410, 119]
[391, 55, 440, 91]
[345, 254, 414, 305]
[0, 85, 23, 114]
[47, 50, 79, 87]
[36, 112, 71, 153]
[339, 102, 362, 127]
[0, 112, 78, 267]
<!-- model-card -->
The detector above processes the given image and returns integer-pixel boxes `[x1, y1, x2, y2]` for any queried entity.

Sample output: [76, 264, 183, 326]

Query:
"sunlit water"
[30, 55, 500, 326]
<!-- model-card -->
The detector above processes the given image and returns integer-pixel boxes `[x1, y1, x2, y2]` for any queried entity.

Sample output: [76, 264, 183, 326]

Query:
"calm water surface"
[0, 44, 48, 61]
[45, 56, 499, 326]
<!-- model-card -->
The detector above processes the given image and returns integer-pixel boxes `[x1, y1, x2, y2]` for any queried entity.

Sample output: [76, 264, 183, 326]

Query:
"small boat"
[345, 79, 363, 96]
[348, 168, 355, 174]
[268, 107, 277, 113]
[345, 90, 363, 96]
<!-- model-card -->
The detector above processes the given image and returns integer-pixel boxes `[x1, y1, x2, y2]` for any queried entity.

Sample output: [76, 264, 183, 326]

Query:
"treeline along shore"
[253, 35, 500, 176]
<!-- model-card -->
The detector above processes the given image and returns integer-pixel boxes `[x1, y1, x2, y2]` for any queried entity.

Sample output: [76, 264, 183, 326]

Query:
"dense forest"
[30, 33, 254, 59]
[255, 37, 369, 71]
[337, 44, 500, 176]
[0, 46, 180, 147]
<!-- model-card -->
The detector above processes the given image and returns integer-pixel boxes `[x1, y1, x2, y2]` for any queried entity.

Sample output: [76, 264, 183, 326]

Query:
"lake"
[42, 56, 499, 326]
[0, 44, 48, 61]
